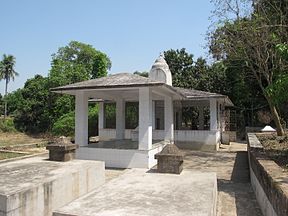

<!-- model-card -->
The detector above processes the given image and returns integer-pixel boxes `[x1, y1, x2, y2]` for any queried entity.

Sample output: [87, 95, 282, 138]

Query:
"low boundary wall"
[247, 133, 288, 216]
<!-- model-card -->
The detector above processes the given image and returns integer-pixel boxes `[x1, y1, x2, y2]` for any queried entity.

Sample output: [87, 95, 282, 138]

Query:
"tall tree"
[12, 41, 111, 133]
[266, 43, 288, 106]
[49, 41, 111, 87]
[209, 0, 288, 135]
[14, 75, 51, 132]
[0, 54, 18, 119]
[163, 48, 195, 88]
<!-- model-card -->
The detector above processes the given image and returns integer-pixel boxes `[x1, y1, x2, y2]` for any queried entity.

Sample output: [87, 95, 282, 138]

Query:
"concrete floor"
[105, 142, 263, 216]
[183, 142, 263, 216]
[54, 169, 217, 216]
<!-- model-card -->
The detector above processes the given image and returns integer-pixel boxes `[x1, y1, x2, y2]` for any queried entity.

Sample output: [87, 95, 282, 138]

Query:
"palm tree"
[0, 54, 18, 118]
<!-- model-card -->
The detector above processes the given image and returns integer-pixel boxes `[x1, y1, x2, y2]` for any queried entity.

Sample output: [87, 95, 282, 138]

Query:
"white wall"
[250, 169, 277, 216]
[76, 144, 165, 169]
[1, 160, 105, 216]
[99, 129, 221, 147]
[154, 130, 220, 146]
[99, 129, 133, 140]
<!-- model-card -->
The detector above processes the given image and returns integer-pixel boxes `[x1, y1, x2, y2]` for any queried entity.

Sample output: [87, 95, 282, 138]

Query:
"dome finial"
[149, 53, 172, 86]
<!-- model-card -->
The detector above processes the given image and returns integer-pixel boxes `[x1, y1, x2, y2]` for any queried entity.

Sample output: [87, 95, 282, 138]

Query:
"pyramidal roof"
[51, 73, 165, 91]
[51, 56, 233, 105]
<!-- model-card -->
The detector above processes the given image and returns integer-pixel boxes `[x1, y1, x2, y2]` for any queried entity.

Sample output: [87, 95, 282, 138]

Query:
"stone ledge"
[0, 156, 105, 216]
[247, 133, 288, 216]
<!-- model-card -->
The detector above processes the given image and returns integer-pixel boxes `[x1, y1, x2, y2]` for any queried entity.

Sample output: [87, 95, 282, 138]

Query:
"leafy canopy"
[49, 41, 111, 87]
[0, 54, 18, 83]
[209, 0, 288, 135]
[10, 41, 111, 133]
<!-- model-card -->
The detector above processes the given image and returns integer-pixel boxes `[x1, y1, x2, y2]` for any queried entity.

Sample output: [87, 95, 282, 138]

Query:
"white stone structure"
[52, 55, 233, 168]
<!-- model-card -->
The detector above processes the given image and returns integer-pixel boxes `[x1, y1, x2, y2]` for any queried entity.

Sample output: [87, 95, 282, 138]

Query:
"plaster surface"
[54, 169, 217, 216]
[102, 142, 263, 216]
[0, 156, 105, 216]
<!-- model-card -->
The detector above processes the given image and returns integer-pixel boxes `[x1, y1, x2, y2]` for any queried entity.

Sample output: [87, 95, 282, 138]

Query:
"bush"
[52, 111, 75, 137]
[0, 118, 17, 133]
[88, 105, 98, 137]
[52, 105, 99, 137]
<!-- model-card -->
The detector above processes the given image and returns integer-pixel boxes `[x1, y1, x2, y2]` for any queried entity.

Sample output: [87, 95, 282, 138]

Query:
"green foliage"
[0, 93, 3, 115]
[49, 60, 90, 87]
[0, 54, 18, 83]
[0, 118, 17, 132]
[52, 105, 99, 137]
[5, 89, 24, 116]
[164, 48, 195, 88]
[125, 102, 138, 129]
[88, 105, 99, 137]
[50, 41, 111, 86]
[13, 75, 52, 133]
[133, 71, 149, 77]
[104, 103, 116, 128]
[163, 48, 227, 94]
[209, 0, 288, 134]
[197, 61, 228, 94]
[52, 111, 75, 137]
[266, 43, 288, 105]
[7, 41, 111, 134]
[0, 54, 19, 117]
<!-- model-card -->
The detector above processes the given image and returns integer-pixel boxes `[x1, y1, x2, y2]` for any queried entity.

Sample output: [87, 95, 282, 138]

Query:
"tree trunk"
[266, 96, 284, 136]
[4, 78, 8, 119]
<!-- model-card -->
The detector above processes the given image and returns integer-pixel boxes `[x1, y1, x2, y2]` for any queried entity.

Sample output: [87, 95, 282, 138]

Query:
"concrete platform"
[54, 169, 217, 216]
[0, 156, 105, 216]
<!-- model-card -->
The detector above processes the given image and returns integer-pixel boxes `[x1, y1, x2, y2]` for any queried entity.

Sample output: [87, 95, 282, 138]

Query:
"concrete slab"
[0, 156, 105, 216]
[54, 169, 217, 216]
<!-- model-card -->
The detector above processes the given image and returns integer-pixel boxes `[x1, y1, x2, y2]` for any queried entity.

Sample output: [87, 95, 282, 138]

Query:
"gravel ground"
[257, 133, 288, 168]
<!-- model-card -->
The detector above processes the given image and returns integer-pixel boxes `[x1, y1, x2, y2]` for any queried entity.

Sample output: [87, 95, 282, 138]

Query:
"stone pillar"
[152, 101, 156, 130]
[116, 98, 125, 140]
[139, 88, 152, 150]
[75, 92, 88, 146]
[164, 95, 174, 144]
[210, 99, 217, 131]
[177, 107, 182, 130]
[98, 102, 104, 130]
[199, 106, 204, 130]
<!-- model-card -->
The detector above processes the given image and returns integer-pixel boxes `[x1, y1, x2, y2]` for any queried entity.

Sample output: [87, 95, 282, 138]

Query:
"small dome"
[261, 125, 276, 132]
[151, 55, 170, 71]
[149, 54, 172, 86]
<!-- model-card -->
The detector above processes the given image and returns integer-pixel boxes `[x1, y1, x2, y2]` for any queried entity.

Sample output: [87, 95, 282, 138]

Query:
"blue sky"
[0, 0, 214, 94]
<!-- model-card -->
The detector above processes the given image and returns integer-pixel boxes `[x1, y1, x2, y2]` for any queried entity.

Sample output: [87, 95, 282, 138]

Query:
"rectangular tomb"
[0, 156, 105, 216]
[54, 169, 217, 216]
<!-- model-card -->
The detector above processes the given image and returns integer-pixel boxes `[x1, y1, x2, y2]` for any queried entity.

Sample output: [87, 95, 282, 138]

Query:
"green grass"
[0, 152, 27, 160]
[0, 132, 47, 147]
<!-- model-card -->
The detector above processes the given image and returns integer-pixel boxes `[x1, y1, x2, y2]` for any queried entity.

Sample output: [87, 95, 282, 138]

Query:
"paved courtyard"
[54, 169, 217, 216]
[106, 142, 263, 216]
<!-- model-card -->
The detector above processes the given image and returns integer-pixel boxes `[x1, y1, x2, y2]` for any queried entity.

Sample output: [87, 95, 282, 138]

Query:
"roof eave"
[50, 83, 165, 93]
